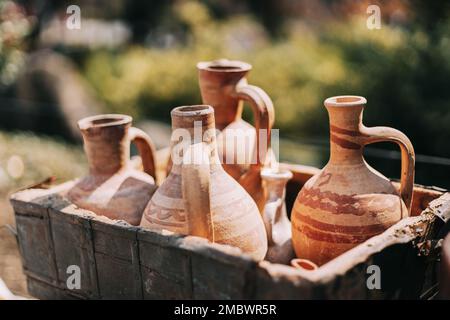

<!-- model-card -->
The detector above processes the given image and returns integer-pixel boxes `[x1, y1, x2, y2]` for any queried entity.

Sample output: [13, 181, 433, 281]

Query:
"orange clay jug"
[291, 96, 415, 266]
[140, 105, 267, 261]
[197, 59, 275, 211]
[68, 114, 157, 226]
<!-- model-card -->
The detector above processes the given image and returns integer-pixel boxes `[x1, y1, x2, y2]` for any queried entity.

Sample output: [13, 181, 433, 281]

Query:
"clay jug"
[261, 167, 295, 264]
[197, 59, 275, 211]
[68, 114, 158, 226]
[290, 258, 318, 271]
[140, 105, 268, 261]
[291, 96, 415, 266]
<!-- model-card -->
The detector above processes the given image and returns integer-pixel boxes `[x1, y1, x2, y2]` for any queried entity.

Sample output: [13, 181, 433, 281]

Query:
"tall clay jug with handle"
[197, 59, 275, 211]
[68, 114, 158, 226]
[291, 96, 415, 266]
[140, 105, 267, 261]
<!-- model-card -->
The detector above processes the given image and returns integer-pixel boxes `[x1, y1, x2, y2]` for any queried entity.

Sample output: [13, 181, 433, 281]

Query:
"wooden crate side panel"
[186, 240, 257, 300]
[253, 262, 318, 299]
[253, 243, 416, 300]
[138, 230, 193, 299]
[140, 266, 191, 299]
[319, 263, 369, 300]
[91, 220, 136, 261]
[49, 208, 98, 299]
[14, 212, 58, 285]
[322, 244, 411, 300]
[91, 219, 143, 299]
[95, 251, 141, 299]
[9, 186, 450, 300]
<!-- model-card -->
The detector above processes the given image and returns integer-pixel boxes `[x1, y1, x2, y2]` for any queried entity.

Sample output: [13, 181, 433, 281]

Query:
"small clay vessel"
[68, 114, 158, 226]
[261, 167, 295, 264]
[292, 96, 415, 266]
[290, 258, 318, 271]
[140, 105, 268, 261]
[197, 59, 275, 210]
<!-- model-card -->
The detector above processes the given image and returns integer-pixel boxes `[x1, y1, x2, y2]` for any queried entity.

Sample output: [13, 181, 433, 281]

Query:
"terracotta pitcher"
[197, 59, 275, 210]
[261, 167, 295, 264]
[68, 114, 158, 226]
[140, 105, 267, 261]
[291, 96, 415, 266]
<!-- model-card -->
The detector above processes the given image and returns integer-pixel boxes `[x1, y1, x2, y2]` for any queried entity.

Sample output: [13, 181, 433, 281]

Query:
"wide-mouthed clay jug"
[291, 96, 415, 266]
[261, 167, 295, 264]
[140, 105, 267, 261]
[197, 59, 275, 211]
[68, 114, 158, 226]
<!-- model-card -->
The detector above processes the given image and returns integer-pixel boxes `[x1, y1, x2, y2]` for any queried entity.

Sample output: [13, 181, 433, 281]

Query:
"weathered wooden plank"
[91, 218, 142, 299]
[14, 213, 57, 285]
[186, 240, 256, 300]
[10, 188, 64, 288]
[47, 195, 99, 299]
[10, 182, 74, 215]
[253, 262, 318, 299]
[138, 229, 193, 299]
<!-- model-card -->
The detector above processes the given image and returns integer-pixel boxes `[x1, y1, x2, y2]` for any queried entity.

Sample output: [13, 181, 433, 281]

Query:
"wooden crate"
[10, 164, 450, 299]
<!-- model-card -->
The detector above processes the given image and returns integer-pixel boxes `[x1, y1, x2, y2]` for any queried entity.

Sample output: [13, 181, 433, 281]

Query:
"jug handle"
[181, 143, 215, 242]
[359, 125, 415, 214]
[235, 84, 275, 168]
[129, 127, 158, 184]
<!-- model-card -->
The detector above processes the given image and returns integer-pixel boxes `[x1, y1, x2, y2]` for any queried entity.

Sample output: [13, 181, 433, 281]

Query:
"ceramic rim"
[324, 95, 367, 107]
[171, 105, 214, 117]
[291, 258, 319, 271]
[197, 59, 252, 72]
[78, 114, 132, 130]
[261, 168, 293, 181]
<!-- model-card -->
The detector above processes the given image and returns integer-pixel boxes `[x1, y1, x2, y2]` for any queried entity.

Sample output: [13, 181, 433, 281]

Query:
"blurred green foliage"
[83, 1, 450, 162]
[0, 0, 32, 89]
[0, 131, 85, 196]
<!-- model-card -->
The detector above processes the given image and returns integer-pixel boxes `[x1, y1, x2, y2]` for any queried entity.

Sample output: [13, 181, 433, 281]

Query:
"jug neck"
[170, 105, 220, 170]
[79, 115, 131, 176]
[325, 96, 366, 165]
[197, 60, 251, 130]
[261, 169, 292, 202]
